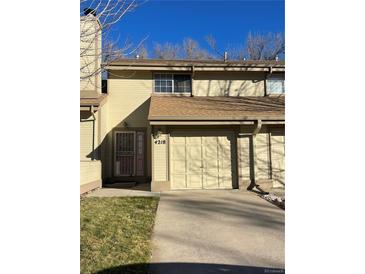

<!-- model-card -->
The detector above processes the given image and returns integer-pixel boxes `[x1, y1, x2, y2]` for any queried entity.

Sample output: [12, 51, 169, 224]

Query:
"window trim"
[153, 72, 192, 95]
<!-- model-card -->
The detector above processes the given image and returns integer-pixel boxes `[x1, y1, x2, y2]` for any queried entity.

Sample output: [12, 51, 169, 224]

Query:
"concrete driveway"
[150, 190, 284, 274]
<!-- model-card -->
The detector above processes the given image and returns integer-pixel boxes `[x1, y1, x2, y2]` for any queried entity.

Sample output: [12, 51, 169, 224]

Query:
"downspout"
[90, 105, 96, 160]
[247, 119, 263, 190]
[191, 65, 195, 97]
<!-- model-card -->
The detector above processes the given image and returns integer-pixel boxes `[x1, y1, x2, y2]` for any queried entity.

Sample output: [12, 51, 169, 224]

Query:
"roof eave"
[148, 115, 285, 121]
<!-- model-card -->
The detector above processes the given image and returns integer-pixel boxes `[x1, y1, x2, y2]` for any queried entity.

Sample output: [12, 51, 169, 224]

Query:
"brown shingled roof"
[148, 95, 285, 121]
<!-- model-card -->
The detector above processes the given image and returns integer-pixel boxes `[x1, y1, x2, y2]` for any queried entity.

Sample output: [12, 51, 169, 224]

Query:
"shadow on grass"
[93, 262, 284, 274]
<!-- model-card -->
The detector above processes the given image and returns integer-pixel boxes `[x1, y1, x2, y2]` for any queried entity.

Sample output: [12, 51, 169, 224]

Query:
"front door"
[115, 132, 135, 176]
[115, 131, 145, 177]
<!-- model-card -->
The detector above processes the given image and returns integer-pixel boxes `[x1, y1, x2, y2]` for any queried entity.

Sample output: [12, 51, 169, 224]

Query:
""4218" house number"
[154, 140, 166, 145]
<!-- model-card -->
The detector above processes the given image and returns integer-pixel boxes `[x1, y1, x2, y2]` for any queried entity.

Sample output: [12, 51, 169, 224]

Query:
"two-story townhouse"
[80, 11, 107, 194]
[100, 59, 285, 192]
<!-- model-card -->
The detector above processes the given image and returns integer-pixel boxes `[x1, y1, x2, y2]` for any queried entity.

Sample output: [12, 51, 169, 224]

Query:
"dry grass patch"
[80, 197, 159, 274]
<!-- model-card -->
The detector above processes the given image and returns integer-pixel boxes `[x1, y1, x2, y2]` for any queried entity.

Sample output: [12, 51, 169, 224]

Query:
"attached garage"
[170, 132, 235, 190]
[148, 95, 285, 192]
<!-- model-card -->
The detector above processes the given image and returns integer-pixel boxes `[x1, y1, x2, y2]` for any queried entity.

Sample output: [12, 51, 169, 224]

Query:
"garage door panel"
[187, 146, 201, 159]
[187, 146, 202, 173]
[188, 161, 202, 173]
[171, 132, 234, 190]
[219, 176, 232, 189]
[218, 135, 231, 146]
[186, 136, 201, 145]
[202, 136, 217, 145]
[171, 136, 185, 145]
[204, 173, 219, 189]
[172, 145, 185, 159]
[172, 160, 185, 174]
[187, 174, 203, 188]
[172, 174, 186, 189]
[204, 145, 217, 158]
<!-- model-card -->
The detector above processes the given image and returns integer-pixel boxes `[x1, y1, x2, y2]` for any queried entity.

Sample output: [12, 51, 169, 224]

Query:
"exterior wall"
[80, 110, 98, 160]
[255, 131, 271, 181]
[80, 15, 102, 94]
[103, 70, 153, 180]
[270, 127, 285, 188]
[193, 71, 266, 96]
[80, 109, 102, 193]
[152, 133, 168, 182]
[80, 160, 102, 194]
[253, 125, 285, 190]
[237, 135, 251, 187]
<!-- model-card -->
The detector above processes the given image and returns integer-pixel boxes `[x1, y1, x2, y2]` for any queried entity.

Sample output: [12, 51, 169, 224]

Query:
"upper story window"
[266, 74, 285, 94]
[154, 73, 192, 93]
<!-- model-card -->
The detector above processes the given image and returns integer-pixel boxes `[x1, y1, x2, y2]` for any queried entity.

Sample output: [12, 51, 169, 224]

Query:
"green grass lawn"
[80, 197, 159, 274]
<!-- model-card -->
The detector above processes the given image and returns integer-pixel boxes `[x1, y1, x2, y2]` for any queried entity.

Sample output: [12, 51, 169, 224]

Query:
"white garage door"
[170, 132, 234, 190]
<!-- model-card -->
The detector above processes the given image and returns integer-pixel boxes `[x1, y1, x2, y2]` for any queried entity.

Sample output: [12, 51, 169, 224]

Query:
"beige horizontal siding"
[107, 71, 152, 129]
[255, 133, 271, 180]
[193, 71, 265, 96]
[105, 71, 153, 178]
[80, 160, 101, 186]
[270, 130, 285, 188]
[80, 120, 93, 160]
[238, 135, 251, 182]
[152, 133, 168, 182]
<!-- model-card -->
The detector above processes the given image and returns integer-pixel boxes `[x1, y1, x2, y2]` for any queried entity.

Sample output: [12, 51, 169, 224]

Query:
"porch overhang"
[80, 93, 107, 110]
[148, 95, 285, 126]
[149, 120, 285, 126]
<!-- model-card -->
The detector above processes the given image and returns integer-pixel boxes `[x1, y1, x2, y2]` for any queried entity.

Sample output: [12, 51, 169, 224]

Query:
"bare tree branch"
[245, 32, 285, 60]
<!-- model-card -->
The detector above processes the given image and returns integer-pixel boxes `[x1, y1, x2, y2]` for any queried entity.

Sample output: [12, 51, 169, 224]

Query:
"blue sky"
[106, 0, 285, 55]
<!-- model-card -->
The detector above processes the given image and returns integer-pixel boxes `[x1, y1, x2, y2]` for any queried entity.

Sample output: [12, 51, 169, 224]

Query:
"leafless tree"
[136, 44, 149, 59]
[80, 0, 147, 85]
[206, 32, 285, 61]
[205, 35, 224, 59]
[153, 42, 180, 59]
[245, 32, 285, 60]
[153, 38, 213, 60]
[182, 38, 212, 60]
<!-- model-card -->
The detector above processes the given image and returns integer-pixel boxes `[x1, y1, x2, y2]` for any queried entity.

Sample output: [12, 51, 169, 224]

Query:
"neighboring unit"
[80, 11, 107, 194]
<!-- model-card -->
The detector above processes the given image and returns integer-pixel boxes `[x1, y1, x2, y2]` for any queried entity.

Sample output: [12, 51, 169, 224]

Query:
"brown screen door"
[115, 132, 135, 176]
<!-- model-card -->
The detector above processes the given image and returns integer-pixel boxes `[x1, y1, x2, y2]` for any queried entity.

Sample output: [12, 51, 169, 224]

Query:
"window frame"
[153, 72, 192, 94]
[266, 73, 285, 95]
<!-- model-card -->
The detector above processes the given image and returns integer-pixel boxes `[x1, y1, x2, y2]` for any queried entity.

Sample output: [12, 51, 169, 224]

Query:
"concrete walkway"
[150, 190, 284, 274]
[85, 187, 160, 197]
